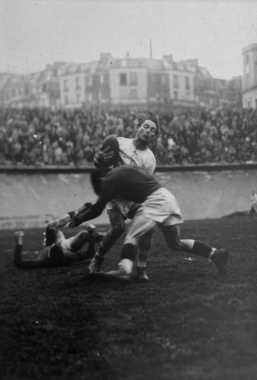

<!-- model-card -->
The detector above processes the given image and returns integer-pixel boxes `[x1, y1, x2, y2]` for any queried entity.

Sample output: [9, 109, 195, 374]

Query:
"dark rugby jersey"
[102, 165, 161, 204]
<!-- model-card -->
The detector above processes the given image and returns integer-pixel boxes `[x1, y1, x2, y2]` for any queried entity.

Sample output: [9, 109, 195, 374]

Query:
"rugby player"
[249, 190, 257, 217]
[88, 112, 158, 281]
[14, 210, 104, 269]
[69, 165, 229, 281]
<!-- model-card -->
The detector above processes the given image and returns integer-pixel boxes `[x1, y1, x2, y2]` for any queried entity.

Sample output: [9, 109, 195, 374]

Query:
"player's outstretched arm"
[69, 195, 108, 228]
[48, 213, 71, 229]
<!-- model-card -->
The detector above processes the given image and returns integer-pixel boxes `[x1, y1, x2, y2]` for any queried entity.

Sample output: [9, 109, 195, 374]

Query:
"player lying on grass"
[69, 165, 229, 282]
[14, 209, 104, 268]
[88, 112, 159, 282]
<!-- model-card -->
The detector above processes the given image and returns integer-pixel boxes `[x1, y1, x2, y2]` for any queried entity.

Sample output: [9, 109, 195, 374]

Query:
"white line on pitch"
[28, 185, 41, 200]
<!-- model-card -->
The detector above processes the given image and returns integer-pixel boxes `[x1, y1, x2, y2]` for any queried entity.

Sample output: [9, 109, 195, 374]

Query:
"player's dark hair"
[49, 244, 64, 266]
[45, 225, 58, 246]
[138, 112, 160, 135]
[90, 170, 104, 195]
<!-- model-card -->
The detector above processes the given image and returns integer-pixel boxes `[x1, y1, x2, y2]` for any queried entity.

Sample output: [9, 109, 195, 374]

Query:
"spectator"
[0, 106, 256, 166]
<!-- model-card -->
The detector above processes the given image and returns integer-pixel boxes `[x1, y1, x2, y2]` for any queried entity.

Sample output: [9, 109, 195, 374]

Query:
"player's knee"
[79, 230, 88, 239]
[112, 223, 125, 238]
[167, 238, 183, 251]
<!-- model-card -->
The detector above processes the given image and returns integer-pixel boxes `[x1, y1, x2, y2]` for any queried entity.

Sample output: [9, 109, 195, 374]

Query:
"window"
[173, 75, 179, 89]
[174, 91, 178, 100]
[255, 99, 257, 109]
[100, 74, 104, 84]
[130, 88, 137, 98]
[246, 73, 250, 88]
[129, 60, 139, 67]
[76, 93, 81, 103]
[64, 80, 69, 92]
[75, 77, 81, 91]
[120, 73, 127, 86]
[246, 55, 249, 64]
[64, 96, 69, 105]
[130, 72, 137, 85]
[185, 76, 190, 90]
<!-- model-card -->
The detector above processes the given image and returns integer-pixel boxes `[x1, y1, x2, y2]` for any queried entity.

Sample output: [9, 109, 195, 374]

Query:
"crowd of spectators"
[0, 106, 256, 167]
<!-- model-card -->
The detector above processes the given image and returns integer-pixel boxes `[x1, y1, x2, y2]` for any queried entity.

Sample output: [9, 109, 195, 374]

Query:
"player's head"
[136, 112, 160, 143]
[90, 170, 104, 195]
[44, 225, 58, 246]
[49, 244, 64, 266]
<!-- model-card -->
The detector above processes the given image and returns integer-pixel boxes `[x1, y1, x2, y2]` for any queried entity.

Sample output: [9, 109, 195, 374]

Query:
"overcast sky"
[0, 0, 256, 79]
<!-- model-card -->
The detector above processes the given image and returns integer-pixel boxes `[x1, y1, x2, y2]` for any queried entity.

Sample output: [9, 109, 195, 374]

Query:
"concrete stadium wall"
[0, 167, 256, 229]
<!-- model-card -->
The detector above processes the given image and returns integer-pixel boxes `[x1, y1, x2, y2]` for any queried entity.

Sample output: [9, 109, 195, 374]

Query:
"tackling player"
[14, 210, 104, 269]
[69, 165, 229, 281]
[88, 112, 159, 281]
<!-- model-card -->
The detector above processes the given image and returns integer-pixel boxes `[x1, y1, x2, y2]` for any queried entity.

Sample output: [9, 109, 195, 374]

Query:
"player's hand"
[96, 146, 114, 165]
[69, 215, 85, 228]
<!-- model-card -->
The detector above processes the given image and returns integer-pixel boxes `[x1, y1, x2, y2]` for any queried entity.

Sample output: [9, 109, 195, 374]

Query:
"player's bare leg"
[68, 225, 97, 251]
[66, 225, 104, 263]
[160, 225, 229, 275]
[88, 208, 125, 274]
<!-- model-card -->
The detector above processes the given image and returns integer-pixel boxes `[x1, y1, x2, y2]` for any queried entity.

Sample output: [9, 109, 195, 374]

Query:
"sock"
[94, 252, 104, 261]
[14, 245, 22, 263]
[208, 248, 217, 260]
[96, 247, 106, 258]
[192, 241, 213, 258]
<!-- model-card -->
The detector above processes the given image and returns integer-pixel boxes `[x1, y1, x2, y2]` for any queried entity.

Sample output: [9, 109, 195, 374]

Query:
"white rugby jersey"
[117, 137, 156, 174]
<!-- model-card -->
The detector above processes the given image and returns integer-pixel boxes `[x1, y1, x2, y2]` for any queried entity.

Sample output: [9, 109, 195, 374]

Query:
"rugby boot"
[86, 224, 96, 235]
[87, 255, 104, 274]
[210, 249, 229, 275]
[15, 231, 24, 245]
[136, 267, 150, 282]
[95, 269, 132, 284]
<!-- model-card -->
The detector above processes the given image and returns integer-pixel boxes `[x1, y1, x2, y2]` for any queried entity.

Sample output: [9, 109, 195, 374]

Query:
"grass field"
[1, 216, 257, 380]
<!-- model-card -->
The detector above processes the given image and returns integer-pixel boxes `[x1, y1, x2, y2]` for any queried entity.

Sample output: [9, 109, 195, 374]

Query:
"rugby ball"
[95, 135, 119, 168]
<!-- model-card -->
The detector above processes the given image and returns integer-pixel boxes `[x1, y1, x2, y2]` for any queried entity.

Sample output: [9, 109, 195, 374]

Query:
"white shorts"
[140, 187, 183, 226]
[55, 234, 75, 257]
[107, 199, 132, 219]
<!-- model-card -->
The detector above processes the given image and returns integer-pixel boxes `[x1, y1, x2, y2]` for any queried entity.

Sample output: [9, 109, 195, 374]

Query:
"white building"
[242, 43, 257, 108]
